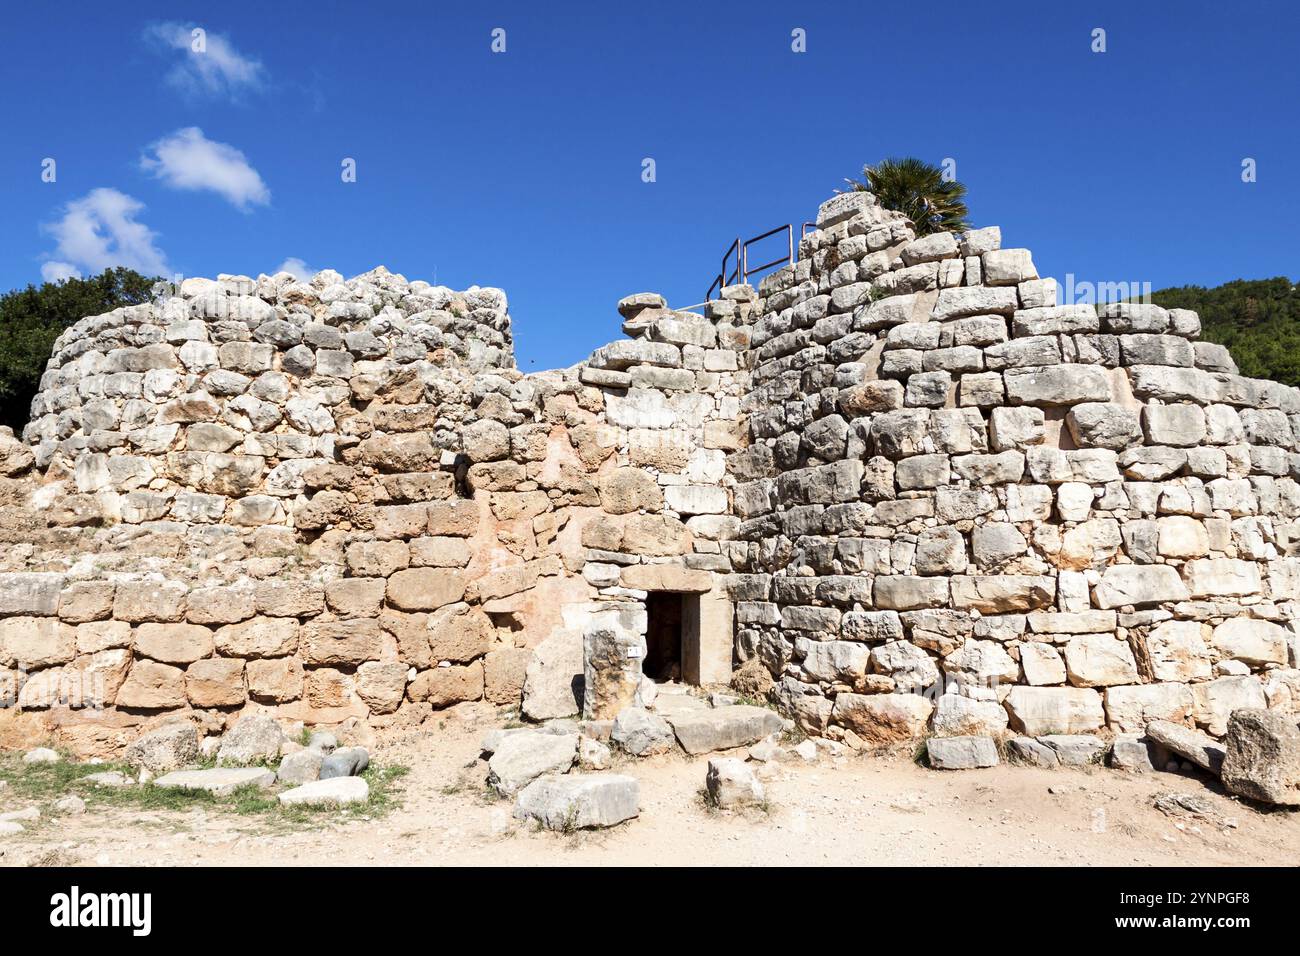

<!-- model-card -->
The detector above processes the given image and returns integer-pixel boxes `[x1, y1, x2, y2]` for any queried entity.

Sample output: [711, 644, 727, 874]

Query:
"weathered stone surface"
[927, 735, 999, 770]
[611, 707, 676, 756]
[1004, 686, 1104, 735]
[523, 629, 583, 721]
[830, 692, 933, 743]
[1006, 736, 1059, 768]
[154, 767, 276, 795]
[217, 713, 284, 766]
[1220, 709, 1300, 806]
[1146, 719, 1225, 773]
[1066, 403, 1142, 450]
[386, 568, 466, 611]
[276, 749, 324, 784]
[1040, 734, 1105, 766]
[514, 773, 639, 829]
[705, 756, 766, 806]
[279, 776, 369, 806]
[930, 694, 1009, 737]
[1094, 565, 1190, 608]
[115, 660, 186, 709]
[1210, 618, 1289, 666]
[1063, 633, 1139, 687]
[487, 732, 578, 795]
[667, 705, 784, 755]
[1004, 365, 1112, 406]
[124, 721, 200, 772]
[1103, 682, 1194, 733]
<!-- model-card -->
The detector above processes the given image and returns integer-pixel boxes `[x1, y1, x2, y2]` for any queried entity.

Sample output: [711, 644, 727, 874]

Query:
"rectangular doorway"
[645, 591, 691, 683]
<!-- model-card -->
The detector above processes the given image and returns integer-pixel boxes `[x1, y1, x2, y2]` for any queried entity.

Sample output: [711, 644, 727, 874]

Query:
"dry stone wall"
[0, 263, 751, 755]
[3, 186, 1300, 758]
[730, 190, 1300, 747]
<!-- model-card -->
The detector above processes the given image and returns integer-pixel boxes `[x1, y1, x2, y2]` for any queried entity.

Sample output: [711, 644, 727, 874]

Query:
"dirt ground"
[2, 709, 1298, 867]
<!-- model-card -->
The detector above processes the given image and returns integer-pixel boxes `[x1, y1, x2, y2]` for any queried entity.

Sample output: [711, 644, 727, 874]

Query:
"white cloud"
[40, 188, 169, 278]
[144, 22, 265, 100]
[41, 261, 82, 283]
[275, 258, 318, 282]
[140, 127, 270, 211]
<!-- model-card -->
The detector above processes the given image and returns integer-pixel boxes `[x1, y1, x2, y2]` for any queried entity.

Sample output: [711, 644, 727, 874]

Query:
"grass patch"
[0, 751, 410, 826]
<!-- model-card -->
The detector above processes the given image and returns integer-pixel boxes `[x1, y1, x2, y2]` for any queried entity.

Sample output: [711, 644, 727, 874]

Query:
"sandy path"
[3, 712, 1296, 867]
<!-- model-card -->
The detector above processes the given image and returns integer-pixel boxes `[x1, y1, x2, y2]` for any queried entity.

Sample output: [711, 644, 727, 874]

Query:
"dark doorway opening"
[644, 591, 684, 682]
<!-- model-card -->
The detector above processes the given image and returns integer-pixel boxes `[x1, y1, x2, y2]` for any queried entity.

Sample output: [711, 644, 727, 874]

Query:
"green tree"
[846, 157, 971, 236]
[0, 268, 158, 434]
[1149, 277, 1300, 387]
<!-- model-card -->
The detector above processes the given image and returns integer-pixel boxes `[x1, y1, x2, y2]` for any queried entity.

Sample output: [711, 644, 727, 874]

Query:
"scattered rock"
[748, 736, 784, 762]
[513, 773, 639, 830]
[1146, 719, 1225, 775]
[1110, 735, 1160, 772]
[54, 795, 86, 815]
[83, 771, 133, 788]
[217, 714, 285, 766]
[611, 708, 676, 756]
[705, 757, 766, 807]
[153, 767, 276, 795]
[125, 722, 200, 773]
[927, 735, 999, 770]
[0, 807, 40, 822]
[277, 749, 324, 785]
[22, 748, 59, 765]
[791, 739, 818, 762]
[278, 776, 369, 806]
[307, 731, 338, 754]
[0, 821, 23, 835]
[577, 736, 612, 770]
[319, 746, 369, 779]
[487, 733, 578, 795]
[1220, 709, 1300, 806]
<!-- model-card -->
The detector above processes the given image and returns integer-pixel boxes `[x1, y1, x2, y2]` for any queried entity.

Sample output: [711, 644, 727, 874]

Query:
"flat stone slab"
[487, 732, 578, 795]
[513, 773, 639, 830]
[1039, 734, 1106, 767]
[1146, 719, 1225, 774]
[667, 705, 784, 755]
[1006, 736, 1060, 768]
[84, 771, 134, 788]
[928, 735, 999, 770]
[153, 767, 276, 796]
[279, 776, 369, 806]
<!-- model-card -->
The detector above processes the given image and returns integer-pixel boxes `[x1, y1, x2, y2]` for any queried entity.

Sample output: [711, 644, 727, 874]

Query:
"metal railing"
[706, 222, 818, 300]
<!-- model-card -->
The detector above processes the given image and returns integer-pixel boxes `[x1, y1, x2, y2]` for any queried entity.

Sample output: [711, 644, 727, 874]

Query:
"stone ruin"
[1, 188, 1299, 765]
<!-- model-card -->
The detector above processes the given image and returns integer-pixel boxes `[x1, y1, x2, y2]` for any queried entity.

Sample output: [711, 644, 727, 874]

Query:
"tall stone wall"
[0, 263, 751, 754]
[5, 186, 1300, 757]
[730, 191, 1300, 746]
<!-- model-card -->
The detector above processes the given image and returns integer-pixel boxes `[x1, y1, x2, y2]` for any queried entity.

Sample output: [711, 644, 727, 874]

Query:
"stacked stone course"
[0, 263, 750, 753]
[1, 186, 1298, 757]
[731, 190, 1300, 747]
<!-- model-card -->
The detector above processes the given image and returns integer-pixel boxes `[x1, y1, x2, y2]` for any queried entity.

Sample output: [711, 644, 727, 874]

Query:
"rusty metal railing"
[706, 221, 819, 300]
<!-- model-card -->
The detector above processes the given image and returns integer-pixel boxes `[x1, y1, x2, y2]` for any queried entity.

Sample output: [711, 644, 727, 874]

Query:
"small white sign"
[626, 646, 643, 659]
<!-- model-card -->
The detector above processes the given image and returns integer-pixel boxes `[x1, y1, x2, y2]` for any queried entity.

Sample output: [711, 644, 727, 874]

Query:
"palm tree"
[846, 157, 970, 236]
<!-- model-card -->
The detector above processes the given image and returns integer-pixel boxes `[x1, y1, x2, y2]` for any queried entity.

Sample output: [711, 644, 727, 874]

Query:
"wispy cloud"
[40, 188, 169, 280]
[275, 258, 318, 282]
[140, 127, 270, 211]
[144, 21, 265, 100]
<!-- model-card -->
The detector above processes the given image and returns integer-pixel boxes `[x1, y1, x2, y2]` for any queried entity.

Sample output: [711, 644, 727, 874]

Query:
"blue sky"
[1, 0, 1295, 371]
